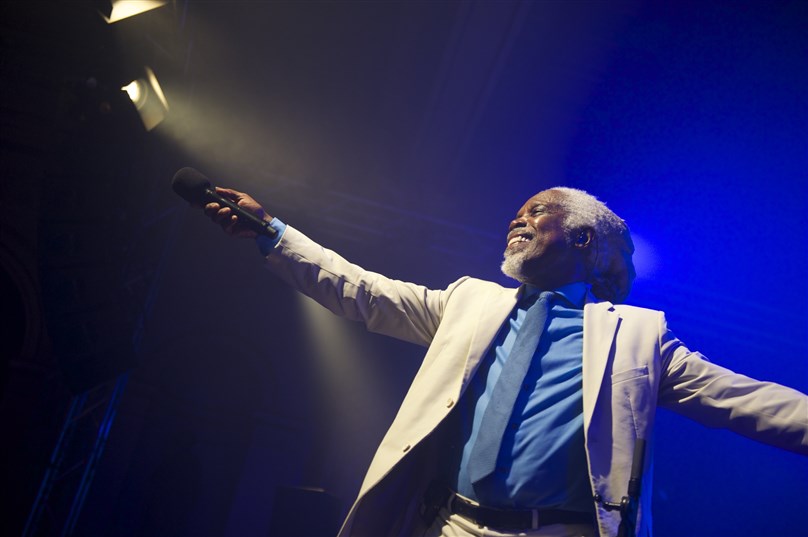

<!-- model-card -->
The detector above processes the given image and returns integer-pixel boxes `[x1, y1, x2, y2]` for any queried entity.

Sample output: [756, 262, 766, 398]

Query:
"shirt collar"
[523, 281, 589, 309]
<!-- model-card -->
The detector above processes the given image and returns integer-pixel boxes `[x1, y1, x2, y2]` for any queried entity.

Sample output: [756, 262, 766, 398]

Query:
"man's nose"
[509, 217, 526, 232]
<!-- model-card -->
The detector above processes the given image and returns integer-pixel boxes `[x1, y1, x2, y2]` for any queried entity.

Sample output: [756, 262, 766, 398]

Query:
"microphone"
[172, 167, 277, 238]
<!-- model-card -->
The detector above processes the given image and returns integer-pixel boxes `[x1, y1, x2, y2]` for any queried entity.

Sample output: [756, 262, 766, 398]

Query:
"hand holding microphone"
[172, 167, 277, 239]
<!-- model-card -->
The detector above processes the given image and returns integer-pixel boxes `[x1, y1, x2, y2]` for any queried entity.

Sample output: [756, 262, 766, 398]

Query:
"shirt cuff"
[255, 217, 287, 256]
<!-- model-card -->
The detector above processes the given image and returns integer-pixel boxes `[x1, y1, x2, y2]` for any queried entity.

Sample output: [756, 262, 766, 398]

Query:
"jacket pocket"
[611, 365, 649, 384]
[610, 366, 652, 439]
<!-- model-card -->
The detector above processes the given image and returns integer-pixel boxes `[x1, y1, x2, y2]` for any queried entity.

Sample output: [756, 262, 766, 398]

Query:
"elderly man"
[202, 186, 807, 537]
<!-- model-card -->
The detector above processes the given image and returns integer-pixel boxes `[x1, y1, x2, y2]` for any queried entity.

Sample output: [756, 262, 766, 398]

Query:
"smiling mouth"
[507, 234, 533, 248]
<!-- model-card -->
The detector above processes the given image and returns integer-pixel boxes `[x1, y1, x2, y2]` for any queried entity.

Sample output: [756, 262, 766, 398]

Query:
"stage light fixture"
[121, 66, 169, 131]
[98, 0, 168, 24]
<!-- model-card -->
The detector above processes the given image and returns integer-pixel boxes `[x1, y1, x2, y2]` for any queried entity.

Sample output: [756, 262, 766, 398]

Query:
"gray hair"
[551, 187, 636, 303]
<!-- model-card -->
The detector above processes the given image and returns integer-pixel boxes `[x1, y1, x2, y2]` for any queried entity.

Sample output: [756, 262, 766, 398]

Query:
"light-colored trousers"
[424, 507, 597, 537]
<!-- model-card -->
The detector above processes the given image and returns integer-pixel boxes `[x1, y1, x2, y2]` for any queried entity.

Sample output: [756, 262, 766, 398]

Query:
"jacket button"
[402, 444, 411, 452]
[446, 398, 454, 408]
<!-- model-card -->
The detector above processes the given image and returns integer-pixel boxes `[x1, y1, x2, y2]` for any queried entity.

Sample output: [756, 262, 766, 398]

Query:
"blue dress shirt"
[449, 282, 592, 513]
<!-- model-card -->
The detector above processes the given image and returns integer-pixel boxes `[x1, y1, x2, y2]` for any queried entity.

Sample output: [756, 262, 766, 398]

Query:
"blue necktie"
[467, 291, 554, 484]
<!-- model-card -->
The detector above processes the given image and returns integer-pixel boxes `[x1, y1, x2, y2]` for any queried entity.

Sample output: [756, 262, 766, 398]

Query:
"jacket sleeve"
[263, 225, 466, 347]
[656, 312, 808, 455]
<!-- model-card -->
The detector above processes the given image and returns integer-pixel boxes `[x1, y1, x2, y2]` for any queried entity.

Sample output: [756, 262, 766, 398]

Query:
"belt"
[445, 489, 594, 531]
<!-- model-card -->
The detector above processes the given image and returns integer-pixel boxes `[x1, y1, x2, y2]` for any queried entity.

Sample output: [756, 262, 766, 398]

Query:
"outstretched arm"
[195, 186, 463, 346]
[657, 314, 808, 455]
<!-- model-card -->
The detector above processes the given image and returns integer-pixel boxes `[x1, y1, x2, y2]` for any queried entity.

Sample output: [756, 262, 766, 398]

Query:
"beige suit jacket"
[265, 226, 808, 537]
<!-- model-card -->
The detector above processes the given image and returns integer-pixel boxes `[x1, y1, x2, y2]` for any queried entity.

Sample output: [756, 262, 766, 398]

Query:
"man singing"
[200, 185, 807, 537]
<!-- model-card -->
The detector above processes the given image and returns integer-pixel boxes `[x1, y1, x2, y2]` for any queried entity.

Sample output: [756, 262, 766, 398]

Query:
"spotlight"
[98, 0, 168, 24]
[121, 66, 169, 131]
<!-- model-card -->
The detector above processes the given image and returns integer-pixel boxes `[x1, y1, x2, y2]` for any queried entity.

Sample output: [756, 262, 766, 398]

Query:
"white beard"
[500, 250, 530, 283]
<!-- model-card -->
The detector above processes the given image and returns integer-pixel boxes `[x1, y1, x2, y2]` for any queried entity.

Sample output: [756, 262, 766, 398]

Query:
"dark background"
[1, 1, 806, 536]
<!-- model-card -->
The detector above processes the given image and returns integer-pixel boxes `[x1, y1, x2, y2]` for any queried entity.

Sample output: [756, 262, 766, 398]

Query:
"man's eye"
[530, 206, 545, 216]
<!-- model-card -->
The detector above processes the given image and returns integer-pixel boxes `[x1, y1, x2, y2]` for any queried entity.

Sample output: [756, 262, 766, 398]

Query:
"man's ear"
[574, 228, 594, 249]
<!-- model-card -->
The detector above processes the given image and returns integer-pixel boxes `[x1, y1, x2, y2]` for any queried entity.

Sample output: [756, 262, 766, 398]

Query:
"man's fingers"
[203, 202, 221, 217]
[198, 186, 266, 238]
[223, 214, 238, 234]
[215, 186, 242, 200]
[223, 214, 256, 238]
[214, 207, 233, 225]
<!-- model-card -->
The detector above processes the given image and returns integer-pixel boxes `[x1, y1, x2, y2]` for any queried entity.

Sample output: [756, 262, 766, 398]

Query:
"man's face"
[501, 189, 585, 289]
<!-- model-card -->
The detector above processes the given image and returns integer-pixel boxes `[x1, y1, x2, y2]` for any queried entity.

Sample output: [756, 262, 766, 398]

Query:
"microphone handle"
[206, 186, 277, 238]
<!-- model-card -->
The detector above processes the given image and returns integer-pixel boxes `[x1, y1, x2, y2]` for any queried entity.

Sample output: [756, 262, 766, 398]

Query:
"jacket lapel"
[582, 294, 621, 429]
[461, 284, 520, 386]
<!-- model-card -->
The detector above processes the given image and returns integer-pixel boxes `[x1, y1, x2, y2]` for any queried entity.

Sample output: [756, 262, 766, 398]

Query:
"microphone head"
[172, 167, 211, 204]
